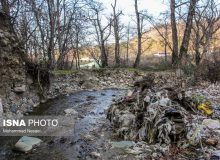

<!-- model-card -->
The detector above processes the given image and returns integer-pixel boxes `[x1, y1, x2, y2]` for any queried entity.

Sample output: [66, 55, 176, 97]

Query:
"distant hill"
[63, 22, 220, 66]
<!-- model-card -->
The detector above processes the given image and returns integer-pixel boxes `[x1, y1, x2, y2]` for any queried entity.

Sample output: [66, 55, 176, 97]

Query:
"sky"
[102, 0, 168, 23]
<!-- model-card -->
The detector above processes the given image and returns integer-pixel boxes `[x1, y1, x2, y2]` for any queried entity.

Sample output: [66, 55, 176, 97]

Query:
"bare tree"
[89, 1, 112, 67]
[111, 0, 122, 67]
[170, 0, 198, 66]
[179, 0, 198, 64]
[192, 0, 220, 65]
[46, 0, 56, 69]
[145, 12, 172, 61]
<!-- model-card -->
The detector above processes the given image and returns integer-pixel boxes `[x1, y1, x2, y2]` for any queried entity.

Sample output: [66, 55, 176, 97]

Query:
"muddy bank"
[1, 69, 135, 119]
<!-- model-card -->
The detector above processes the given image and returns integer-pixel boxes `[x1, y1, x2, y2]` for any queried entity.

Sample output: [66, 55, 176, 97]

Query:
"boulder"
[14, 85, 26, 93]
[14, 136, 42, 153]
[64, 108, 78, 116]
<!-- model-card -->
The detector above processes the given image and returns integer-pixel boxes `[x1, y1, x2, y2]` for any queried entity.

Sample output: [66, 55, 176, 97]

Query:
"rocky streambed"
[0, 88, 131, 160]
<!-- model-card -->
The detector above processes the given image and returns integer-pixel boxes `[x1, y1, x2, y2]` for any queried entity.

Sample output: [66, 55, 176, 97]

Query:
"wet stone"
[14, 136, 42, 153]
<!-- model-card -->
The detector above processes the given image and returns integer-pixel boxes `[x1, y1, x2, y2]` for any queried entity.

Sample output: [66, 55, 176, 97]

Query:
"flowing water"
[0, 89, 126, 160]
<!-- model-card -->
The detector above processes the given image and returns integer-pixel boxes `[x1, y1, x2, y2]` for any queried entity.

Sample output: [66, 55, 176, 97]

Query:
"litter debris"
[202, 119, 220, 130]
[197, 101, 213, 115]
[107, 75, 220, 159]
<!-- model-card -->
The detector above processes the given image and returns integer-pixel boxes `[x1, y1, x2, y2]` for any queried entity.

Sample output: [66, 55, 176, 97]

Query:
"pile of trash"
[107, 74, 220, 159]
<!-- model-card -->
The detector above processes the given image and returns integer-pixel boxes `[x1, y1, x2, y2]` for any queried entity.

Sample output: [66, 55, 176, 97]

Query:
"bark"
[170, 0, 179, 65]
[179, 0, 197, 64]
[112, 0, 120, 67]
[47, 0, 55, 69]
[126, 24, 130, 66]
[133, 0, 142, 68]
[0, 0, 10, 15]
[194, 28, 201, 65]
[94, 10, 110, 67]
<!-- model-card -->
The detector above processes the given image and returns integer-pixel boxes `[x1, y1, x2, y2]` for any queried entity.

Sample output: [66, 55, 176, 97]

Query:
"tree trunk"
[195, 50, 201, 66]
[170, 0, 179, 66]
[179, 0, 197, 64]
[165, 42, 167, 62]
[100, 41, 108, 67]
[0, 0, 10, 15]
[47, 0, 55, 69]
[133, 0, 142, 68]
[126, 24, 130, 66]
[112, 0, 120, 67]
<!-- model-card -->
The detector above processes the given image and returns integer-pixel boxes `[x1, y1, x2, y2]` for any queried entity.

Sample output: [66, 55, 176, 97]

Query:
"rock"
[144, 96, 151, 103]
[125, 147, 144, 155]
[10, 106, 18, 113]
[127, 90, 133, 97]
[59, 137, 67, 143]
[26, 76, 33, 85]
[90, 152, 101, 158]
[111, 141, 135, 149]
[27, 99, 35, 107]
[33, 102, 40, 108]
[152, 152, 158, 158]
[65, 87, 73, 93]
[120, 79, 124, 83]
[202, 119, 220, 130]
[64, 108, 78, 116]
[83, 134, 95, 141]
[176, 68, 184, 77]
[14, 85, 26, 93]
[40, 99, 47, 103]
[14, 136, 42, 153]
[86, 96, 96, 101]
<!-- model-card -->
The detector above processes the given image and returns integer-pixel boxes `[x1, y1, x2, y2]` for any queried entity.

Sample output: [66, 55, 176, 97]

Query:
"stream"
[0, 88, 130, 160]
